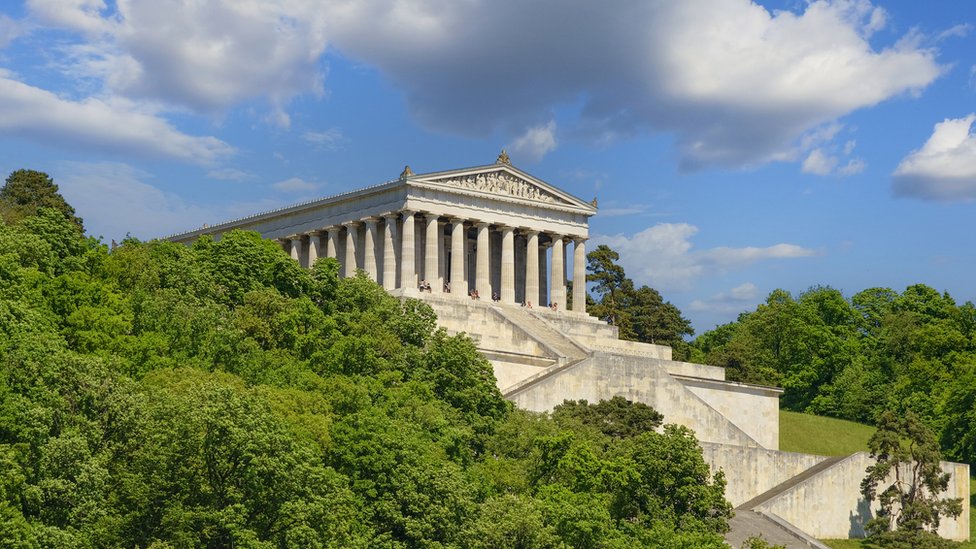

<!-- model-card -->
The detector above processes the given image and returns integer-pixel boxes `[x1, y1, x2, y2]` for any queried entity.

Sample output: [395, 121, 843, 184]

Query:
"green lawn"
[777, 410, 974, 547]
[779, 410, 875, 456]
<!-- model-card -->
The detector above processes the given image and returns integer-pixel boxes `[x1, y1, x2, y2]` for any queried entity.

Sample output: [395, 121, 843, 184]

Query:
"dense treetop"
[691, 284, 976, 466]
[0, 172, 731, 548]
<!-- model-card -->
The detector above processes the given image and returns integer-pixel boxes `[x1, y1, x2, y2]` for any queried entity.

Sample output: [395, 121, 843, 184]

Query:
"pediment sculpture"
[431, 171, 563, 204]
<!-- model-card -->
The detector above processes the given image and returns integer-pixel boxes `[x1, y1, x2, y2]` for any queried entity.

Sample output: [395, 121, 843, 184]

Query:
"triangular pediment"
[411, 165, 596, 212]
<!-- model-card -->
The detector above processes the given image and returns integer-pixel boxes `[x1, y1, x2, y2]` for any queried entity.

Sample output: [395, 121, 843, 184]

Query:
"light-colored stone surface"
[507, 352, 763, 448]
[701, 442, 828, 507]
[755, 452, 970, 541]
[681, 376, 780, 450]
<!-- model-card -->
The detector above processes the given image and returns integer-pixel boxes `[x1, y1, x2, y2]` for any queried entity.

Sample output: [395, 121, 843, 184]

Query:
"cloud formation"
[27, 0, 330, 124]
[689, 282, 761, 318]
[12, 0, 944, 172]
[0, 72, 233, 164]
[272, 177, 321, 193]
[57, 162, 283, 240]
[324, 0, 941, 169]
[892, 114, 976, 201]
[508, 121, 558, 163]
[302, 129, 345, 150]
[594, 223, 815, 291]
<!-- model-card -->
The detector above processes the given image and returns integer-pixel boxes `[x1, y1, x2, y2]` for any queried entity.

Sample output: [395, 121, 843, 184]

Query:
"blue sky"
[1, 0, 975, 332]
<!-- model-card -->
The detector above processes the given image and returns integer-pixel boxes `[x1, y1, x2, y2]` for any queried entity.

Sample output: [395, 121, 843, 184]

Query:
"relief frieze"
[431, 171, 563, 204]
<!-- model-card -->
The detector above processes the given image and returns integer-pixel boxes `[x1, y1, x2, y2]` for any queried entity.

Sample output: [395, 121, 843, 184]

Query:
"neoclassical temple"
[171, 152, 595, 311]
[168, 154, 969, 544]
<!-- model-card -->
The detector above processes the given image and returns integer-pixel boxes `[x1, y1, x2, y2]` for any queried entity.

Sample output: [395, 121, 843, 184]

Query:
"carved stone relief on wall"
[432, 171, 563, 204]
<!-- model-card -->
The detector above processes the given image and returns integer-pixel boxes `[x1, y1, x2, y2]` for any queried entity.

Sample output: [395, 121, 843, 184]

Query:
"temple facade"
[171, 153, 595, 311]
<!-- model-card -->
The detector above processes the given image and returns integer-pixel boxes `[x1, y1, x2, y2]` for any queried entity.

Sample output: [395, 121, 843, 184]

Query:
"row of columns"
[284, 211, 587, 313]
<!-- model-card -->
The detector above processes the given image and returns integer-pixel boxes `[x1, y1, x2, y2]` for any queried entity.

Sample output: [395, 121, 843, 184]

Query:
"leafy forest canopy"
[0, 170, 734, 547]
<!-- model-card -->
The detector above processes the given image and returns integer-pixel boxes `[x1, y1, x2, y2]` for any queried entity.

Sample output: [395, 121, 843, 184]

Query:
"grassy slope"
[778, 410, 875, 457]
[777, 410, 974, 547]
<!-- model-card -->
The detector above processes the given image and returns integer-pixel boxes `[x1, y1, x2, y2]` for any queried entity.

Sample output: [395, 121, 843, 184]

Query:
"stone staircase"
[724, 456, 845, 548]
[492, 307, 590, 364]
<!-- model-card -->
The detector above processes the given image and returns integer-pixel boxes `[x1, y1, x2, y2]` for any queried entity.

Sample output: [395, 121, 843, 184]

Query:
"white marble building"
[172, 152, 594, 311]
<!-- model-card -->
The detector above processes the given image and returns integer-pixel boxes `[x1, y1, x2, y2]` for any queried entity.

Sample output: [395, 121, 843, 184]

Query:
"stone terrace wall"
[756, 452, 970, 541]
[701, 442, 829, 507]
[508, 352, 762, 448]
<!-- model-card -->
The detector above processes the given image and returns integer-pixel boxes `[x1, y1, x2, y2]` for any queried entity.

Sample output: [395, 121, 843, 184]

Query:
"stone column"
[307, 233, 321, 268]
[343, 222, 359, 278]
[400, 210, 416, 289]
[551, 235, 566, 310]
[363, 218, 378, 281]
[500, 226, 515, 302]
[475, 222, 490, 298]
[424, 214, 440, 292]
[326, 227, 340, 259]
[289, 236, 302, 264]
[525, 230, 539, 308]
[539, 243, 549, 307]
[382, 214, 397, 290]
[573, 238, 587, 313]
[449, 218, 466, 294]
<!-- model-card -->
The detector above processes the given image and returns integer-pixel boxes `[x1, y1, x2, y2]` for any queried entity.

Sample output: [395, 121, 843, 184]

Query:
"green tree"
[0, 170, 83, 230]
[552, 396, 663, 440]
[586, 244, 629, 329]
[860, 411, 962, 539]
[586, 245, 693, 358]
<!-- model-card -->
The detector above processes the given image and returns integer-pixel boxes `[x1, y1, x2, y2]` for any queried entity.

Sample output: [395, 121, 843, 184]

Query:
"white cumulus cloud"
[508, 121, 558, 162]
[689, 282, 761, 316]
[323, 0, 942, 170]
[13, 0, 946, 171]
[893, 114, 976, 201]
[594, 223, 816, 291]
[28, 0, 330, 121]
[0, 72, 233, 165]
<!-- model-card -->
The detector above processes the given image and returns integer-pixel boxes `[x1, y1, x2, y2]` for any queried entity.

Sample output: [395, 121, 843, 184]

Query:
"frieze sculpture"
[433, 171, 559, 203]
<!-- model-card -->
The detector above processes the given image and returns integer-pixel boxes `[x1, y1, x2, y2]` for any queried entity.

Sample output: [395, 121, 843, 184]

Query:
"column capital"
[400, 208, 415, 218]
[473, 221, 490, 229]
[521, 228, 540, 237]
[499, 225, 515, 234]
[287, 234, 303, 241]
[343, 220, 362, 228]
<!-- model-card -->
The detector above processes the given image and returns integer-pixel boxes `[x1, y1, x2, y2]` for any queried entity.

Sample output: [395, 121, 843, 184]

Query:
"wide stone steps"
[493, 307, 589, 361]
[724, 456, 845, 548]
[726, 510, 829, 549]
[736, 456, 846, 511]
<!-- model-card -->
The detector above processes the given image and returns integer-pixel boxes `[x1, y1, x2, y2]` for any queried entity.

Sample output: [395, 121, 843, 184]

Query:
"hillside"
[779, 410, 875, 456]
[0, 205, 734, 547]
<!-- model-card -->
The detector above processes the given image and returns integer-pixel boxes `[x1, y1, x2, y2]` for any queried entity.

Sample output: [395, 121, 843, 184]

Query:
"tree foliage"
[0, 170, 82, 231]
[691, 284, 976, 450]
[860, 411, 962, 539]
[0, 201, 733, 547]
[553, 396, 663, 440]
[586, 244, 694, 359]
